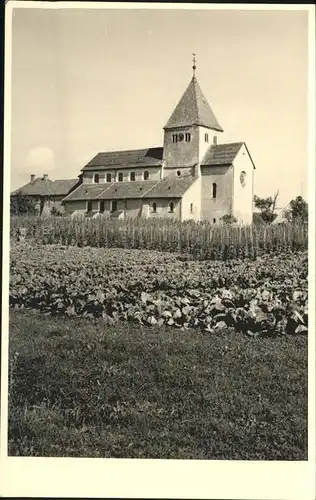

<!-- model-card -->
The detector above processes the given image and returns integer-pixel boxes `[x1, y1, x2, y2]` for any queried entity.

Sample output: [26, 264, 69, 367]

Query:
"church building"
[62, 60, 256, 224]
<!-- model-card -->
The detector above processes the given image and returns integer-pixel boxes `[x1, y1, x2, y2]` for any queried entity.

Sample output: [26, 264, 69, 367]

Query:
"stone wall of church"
[82, 166, 162, 184]
[146, 199, 181, 219]
[63, 200, 86, 214]
[181, 177, 201, 221]
[63, 197, 181, 219]
[200, 165, 233, 223]
[163, 126, 199, 170]
[232, 145, 254, 224]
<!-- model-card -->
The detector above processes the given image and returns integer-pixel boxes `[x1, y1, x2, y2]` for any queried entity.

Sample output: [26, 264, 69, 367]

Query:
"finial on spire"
[192, 53, 196, 77]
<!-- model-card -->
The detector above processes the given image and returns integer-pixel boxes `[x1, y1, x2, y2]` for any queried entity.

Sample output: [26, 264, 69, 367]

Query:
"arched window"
[130, 171, 136, 181]
[190, 203, 193, 213]
[152, 202, 157, 213]
[212, 183, 217, 199]
[176, 170, 181, 177]
[144, 170, 149, 180]
[118, 172, 123, 182]
[169, 202, 174, 213]
[213, 218, 216, 224]
[106, 173, 112, 183]
[94, 173, 100, 183]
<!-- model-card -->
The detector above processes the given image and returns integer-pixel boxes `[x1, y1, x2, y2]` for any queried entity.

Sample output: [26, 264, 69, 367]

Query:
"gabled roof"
[62, 175, 197, 202]
[201, 142, 244, 166]
[97, 181, 158, 200]
[82, 147, 163, 171]
[62, 183, 110, 201]
[47, 179, 80, 195]
[142, 174, 196, 199]
[164, 76, 223, 132]
[11, 177, 80, 197]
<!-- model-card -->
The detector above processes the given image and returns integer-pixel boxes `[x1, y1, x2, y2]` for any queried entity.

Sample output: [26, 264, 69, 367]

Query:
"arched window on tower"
[143, 170, 149, 180]
[106, 173, 112, 183]
[130, 171, 136, 181]
[94, 173, 100, 183]
[212, 183, 217, 199]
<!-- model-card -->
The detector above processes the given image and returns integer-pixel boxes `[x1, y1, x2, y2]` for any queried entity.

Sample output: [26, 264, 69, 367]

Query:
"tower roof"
[164, 76, 223, 132]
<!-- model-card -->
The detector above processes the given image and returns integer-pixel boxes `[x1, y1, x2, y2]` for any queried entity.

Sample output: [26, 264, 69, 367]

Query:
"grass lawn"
[8, 308, 308, 460]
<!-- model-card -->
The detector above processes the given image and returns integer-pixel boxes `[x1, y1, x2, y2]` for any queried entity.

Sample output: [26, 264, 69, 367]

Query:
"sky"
[9, 6, 309, 207]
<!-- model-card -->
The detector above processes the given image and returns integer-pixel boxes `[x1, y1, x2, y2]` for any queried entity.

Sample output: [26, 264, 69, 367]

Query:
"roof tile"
[164, 77, 223, 132]
[83, 147, 163, 171]
[142, 175, 196, 199]
[62, 183, 110, 201]
[97, 181, 158, 200]
[11, 178, 80, 197]
[201, 142, 244, 166]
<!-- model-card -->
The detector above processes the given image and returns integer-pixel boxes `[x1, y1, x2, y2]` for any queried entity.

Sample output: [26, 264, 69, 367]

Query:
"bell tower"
[162, 56, 223, 178]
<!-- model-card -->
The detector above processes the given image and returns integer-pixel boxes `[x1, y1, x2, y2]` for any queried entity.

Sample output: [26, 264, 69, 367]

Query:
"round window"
[240, 171, 246, 187]
[178, 133, 184, 142]
[177, 170, 181, 177]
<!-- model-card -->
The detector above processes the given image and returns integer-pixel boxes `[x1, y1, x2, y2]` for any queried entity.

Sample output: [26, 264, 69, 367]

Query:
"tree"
[51, 206, 62, 217]
[220, 214, 238, 224]
[254, 190, 279, 224]
[285, 196, 308, 222]
[10, 192, 38, 216]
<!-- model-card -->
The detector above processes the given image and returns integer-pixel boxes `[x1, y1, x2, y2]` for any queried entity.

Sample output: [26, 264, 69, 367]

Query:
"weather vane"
[192, 53, 196, 77]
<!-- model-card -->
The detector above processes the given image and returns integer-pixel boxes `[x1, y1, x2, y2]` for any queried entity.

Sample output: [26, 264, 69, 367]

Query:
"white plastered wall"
[232, 144, 254, 224]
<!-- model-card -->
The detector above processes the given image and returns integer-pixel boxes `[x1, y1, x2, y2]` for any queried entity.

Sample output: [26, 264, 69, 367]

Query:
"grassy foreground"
[8, 309, 307, 460]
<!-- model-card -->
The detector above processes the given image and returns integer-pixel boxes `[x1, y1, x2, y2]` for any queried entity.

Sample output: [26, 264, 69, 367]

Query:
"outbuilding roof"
[11, 177, 80, 197]
[83, 147, 163, 171]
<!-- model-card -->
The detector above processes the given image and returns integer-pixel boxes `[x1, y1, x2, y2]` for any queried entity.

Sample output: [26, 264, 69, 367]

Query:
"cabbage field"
[10, 243, 308, 338]
[8, 240, 309, 459]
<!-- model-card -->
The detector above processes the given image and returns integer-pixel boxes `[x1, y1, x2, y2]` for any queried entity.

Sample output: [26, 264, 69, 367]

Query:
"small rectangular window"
[152, 202, 157, 213]
[190, 203, 193, 213]
[172, 134, 178, 143]
[130, 171, 136, 181]
[87, 201, 92, 212]
[110, 200, 117, 212]
[185, 133, 191, 142]
[99, 201, 105, 213]
[106, 173, 112, 183]
[205, 133, 209, 143]
[94, 173, 100, 183]
[118, 172, 123, 182]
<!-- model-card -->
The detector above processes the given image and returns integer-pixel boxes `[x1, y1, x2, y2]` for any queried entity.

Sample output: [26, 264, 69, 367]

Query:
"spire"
[192, 53, 196, 78]
[164, 74, 223, 132]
